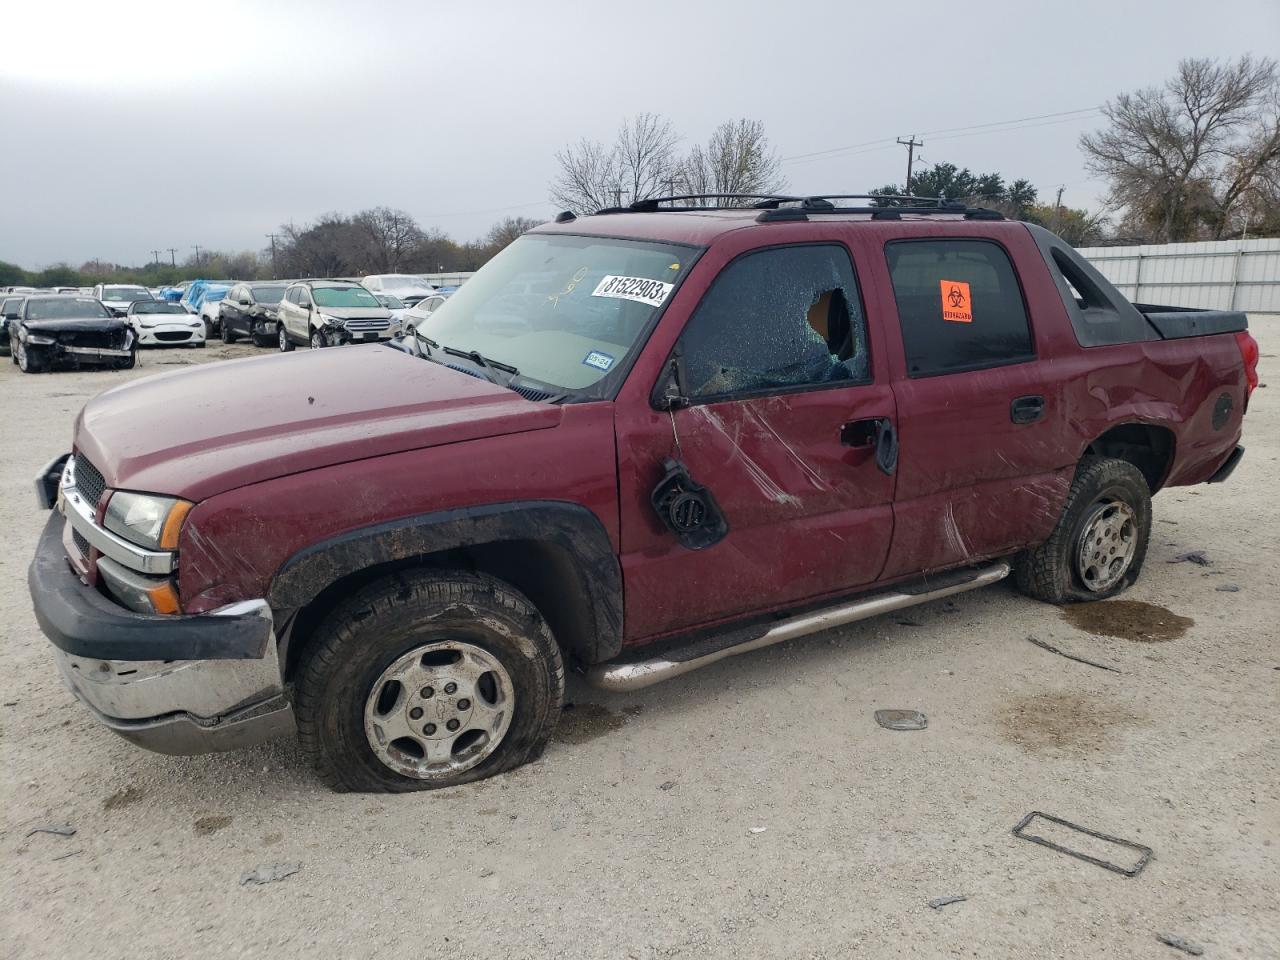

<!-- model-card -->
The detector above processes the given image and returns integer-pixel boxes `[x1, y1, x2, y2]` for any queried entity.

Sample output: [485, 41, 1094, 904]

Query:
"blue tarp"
[158, 286, 184, 302]
[181, 280, 232, 312]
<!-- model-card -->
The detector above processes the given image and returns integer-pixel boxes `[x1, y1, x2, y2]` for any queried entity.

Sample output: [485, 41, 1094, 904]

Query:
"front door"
[615, 241, 898, 642]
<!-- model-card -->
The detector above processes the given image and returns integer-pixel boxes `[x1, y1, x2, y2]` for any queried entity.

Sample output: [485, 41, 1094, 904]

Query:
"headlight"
[103, 492, 193, 550]
[25, 332, 56, 345]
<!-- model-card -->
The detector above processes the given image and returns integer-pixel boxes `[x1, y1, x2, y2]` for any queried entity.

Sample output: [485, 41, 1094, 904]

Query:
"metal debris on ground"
[51, 850, 83, 862]
[1169, 551, 1212, 566]
[25, 824, 76, 838]
[239, 862, 301, 886]
[748, 827, 767, 834]
[658, 781, 676, 791]
[1012, 811, 1152, 877]
[874, 709, 928, 731]
[1156, 933, 1205, 955]
[1214, 584, 1240, 592]
[1027, 635, 1122, 673]
[927, 895, 967, 910]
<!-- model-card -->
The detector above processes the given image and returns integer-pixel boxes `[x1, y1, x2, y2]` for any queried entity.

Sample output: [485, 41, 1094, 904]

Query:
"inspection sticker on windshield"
[592, 275, 673, 307]
[582, 350, 615, 371]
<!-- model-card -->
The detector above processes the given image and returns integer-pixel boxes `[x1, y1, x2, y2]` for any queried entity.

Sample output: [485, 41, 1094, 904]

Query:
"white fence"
[1077, 238, 1280, 314]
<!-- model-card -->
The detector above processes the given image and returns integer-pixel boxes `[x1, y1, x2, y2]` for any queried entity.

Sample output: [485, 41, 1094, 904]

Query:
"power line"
[780, 106, 1103, 165]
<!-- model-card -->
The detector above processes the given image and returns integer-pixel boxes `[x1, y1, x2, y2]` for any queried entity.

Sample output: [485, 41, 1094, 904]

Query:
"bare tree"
[354, 207, 425, 272]
[550, 113, 681, 213]
[677, 119, 786, 204]
[485, 216, 544, 249]
[1081, 55, 1280, 241]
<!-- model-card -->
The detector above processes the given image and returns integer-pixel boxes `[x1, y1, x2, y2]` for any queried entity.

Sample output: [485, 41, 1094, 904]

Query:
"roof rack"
[593, 193, 1004, 222]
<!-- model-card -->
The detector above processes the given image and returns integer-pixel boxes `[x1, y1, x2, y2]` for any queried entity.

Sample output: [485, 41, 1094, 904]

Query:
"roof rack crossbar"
[590, 193, 1004, 220]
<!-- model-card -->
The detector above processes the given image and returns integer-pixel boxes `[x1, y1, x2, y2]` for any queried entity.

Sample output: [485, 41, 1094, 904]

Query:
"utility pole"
[265, 233, 279, 280]
[611, 186, 623, 208]
[167, 247, 177, 267]
[1054, 185, 1064, 211]
[151, 249, 162, 266]
[896, 136, 923, 195]
[192, 245, 202, 268]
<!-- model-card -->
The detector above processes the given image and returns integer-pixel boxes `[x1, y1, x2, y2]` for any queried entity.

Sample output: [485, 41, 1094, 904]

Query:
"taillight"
[1234, 330, 1259, 405]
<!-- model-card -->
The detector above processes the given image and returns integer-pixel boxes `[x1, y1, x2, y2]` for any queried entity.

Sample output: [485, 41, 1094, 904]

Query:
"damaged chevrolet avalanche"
[28, 195, 1257, 792]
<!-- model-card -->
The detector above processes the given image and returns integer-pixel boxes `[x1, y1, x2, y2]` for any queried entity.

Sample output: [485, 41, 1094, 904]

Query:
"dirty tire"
[294, 570, 564, 792]
[1014, 456, 1151, 604]
[221, 321, 236, 344]
[278, 325, 294, 352]
[253, 333, 274, 348]
[116, 351, 136, 370]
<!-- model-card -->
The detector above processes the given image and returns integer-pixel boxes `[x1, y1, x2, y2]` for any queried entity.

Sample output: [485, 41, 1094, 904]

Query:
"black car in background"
[217, 282, 289, 346]
[8, 296, 136, 373]
[0, 294, 25, 356]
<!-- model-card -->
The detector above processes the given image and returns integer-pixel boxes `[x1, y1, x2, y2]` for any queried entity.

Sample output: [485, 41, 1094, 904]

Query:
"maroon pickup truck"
[29, 195, 1258, 792]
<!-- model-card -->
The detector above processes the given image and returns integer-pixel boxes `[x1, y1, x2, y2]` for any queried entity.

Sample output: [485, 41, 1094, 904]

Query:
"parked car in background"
[276, 279, 397, 350]
[400, 292, 450, 336]
[217, 282, 288, 346]
[0, 294, 27, 355]
[361, 274, 436, 306]
[8, 294, 135, 372]
[126, 300, 206, 348]
[180, 281, 233, 335]
[373, 293, 409, 326]
[93, 284, 154, 317]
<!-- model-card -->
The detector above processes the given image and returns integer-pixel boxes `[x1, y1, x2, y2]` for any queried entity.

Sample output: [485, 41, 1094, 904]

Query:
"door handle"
[840, 418, 897, 476]
[1010, 395, 1046, 424]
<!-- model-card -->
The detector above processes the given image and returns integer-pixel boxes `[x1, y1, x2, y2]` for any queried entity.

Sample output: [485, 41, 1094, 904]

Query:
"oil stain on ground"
[102, 786, 144, 810]
[996, 692, 1145, 757]
[552, 703, 642, 744]
[1061, 600, 1193, 642]
[194, 815, 232, 836]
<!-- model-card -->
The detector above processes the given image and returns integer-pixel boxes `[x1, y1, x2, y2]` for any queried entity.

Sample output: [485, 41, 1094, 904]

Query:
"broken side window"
[677, 243, 871, 399]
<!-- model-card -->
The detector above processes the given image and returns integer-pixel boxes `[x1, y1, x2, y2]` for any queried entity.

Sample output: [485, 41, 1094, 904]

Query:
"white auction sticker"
[591, 275, 673, 306]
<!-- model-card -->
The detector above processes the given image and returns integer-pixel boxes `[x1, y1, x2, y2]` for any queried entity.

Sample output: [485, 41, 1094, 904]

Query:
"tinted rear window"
[886, 239, 1034, 377]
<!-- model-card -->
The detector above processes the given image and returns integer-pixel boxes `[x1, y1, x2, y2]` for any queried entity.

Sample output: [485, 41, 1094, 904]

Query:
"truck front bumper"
[29, 510, 294, 755]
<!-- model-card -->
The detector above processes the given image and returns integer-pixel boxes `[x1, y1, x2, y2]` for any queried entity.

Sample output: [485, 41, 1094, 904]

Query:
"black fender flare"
[268, 500, 624, 664]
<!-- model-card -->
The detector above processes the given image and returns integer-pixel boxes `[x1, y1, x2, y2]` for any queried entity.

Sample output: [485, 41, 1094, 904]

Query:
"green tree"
[0, 260, 28, 286]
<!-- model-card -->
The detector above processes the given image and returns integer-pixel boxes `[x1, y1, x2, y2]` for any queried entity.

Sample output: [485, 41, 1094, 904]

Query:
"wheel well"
[282, 539, 600, 680]
[1085, 423, 1175, 492]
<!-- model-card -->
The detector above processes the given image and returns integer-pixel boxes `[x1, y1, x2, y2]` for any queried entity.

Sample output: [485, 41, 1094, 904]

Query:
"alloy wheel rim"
[311, 330, 323, 349]
[278, 328, 287, 351]
[363, 640, 514, 780]
[17, 344, 27, 370]
[1075, 498, 1138, 592]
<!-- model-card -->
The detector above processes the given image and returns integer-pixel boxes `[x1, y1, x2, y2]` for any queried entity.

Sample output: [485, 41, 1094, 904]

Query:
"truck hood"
[74, 345, 563, 501]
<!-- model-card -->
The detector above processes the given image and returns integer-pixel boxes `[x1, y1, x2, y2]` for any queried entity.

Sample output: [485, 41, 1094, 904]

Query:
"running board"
[585, 562, 1011, 693]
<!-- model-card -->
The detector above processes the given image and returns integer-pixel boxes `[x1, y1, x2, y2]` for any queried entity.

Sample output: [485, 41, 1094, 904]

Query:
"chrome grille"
[344, 318, 391, 332]
[76, 456, 106, 507]
[72, 528, 91, 559]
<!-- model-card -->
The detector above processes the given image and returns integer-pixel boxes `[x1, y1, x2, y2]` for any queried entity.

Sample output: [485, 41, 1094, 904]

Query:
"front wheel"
[1014, 456, 1151, 604]
[221, 320, 236, 344]
[16, 343, 45, 373]
[310, 328, 325, 349]
[294, 571, 564, 792]
[116, 350, 136, 370]
[278, 325, 294, 352]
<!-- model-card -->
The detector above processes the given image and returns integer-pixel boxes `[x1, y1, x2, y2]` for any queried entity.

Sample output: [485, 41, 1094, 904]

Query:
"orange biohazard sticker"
[940, 280, 973, 323]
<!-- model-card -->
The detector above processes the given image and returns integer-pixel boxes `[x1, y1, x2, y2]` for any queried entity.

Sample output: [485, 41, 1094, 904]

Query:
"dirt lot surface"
[1, 334, 1277, 959]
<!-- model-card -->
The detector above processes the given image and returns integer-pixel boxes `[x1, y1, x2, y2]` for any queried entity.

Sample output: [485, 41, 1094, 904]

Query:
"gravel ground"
[1, 334, 1277, 959]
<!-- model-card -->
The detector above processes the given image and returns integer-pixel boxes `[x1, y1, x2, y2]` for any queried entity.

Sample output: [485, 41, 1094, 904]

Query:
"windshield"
[251, 285, 286, 303]
[28, 298, 112, 320]
[133, 302, 187, 315]
[379, 275, 433, 291]
[418, 233, 693, 391]
[103, 286, 151, 301]
[313, 285, 381, 308]
[377, 294, 405, 309]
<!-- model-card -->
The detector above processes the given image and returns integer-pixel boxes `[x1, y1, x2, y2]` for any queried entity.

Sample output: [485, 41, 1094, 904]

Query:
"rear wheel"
[278, 325, 294, 352]
[1014, 456, 1151, 604]
[221, 320, 236, 344]
[294, 571, 564, 792]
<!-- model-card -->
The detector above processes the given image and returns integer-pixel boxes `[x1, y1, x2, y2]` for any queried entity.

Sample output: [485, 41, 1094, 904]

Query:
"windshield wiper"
[441, 345, 520, 377]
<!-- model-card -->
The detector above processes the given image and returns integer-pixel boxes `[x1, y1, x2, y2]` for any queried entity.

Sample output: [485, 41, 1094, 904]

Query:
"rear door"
[859, 229, 1074, 577]
[614, 240, 898, 642]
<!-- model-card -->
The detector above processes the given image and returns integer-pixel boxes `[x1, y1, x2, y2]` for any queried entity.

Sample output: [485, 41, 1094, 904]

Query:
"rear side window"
[886, 239, 1034, 377]
[676, 243, 871, 399]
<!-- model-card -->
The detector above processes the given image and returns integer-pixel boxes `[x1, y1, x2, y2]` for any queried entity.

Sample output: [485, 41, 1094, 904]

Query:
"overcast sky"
[2, 0, 1276, 268]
